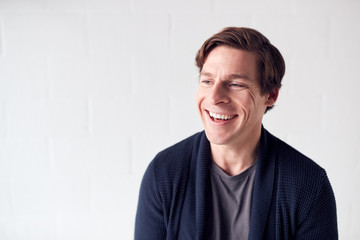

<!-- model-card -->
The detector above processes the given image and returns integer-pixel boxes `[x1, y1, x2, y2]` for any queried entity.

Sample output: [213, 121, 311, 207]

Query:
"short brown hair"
[195, 27, 285, 112]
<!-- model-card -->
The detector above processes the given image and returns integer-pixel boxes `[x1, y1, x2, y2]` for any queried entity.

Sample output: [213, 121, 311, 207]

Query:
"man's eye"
[201, 80, 212, 85]
[229, 83, 244, 88]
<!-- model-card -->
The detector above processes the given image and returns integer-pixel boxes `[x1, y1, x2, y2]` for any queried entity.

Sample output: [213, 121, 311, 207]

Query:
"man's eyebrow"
[200, 72, 213, 77]
[227, 74, 250, 81]
[200, 72, 250, 81]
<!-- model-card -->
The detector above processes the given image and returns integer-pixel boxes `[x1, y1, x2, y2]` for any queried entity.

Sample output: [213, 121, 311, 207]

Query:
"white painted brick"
[0, 138, 51, 178]
[131, 95, 170, 136]
[55, 176, 91, 214]
[88, 137, 130, 175]
[87, 14, 170, 56]
[252, 15, 330, 58]
[0, 0, 47, 13]
[261, 115, 288, 142]
[213, 0, 292, 15]
[14, 215, 57, 240]
[265, 55, 359, 142]
[87, 214, 124, 240]
[349, 202, 360, 238]
[321, 93, 360, 136]
[5, 98, 51, 138]
[171, 14, 252, 55]
[49, 55, 131, 99]
[49, 98, 89, 138]
[3, 14, 87, 55]
[51, 137, 97, 176]
[267, 90, 322, 134]
[121, 13, 170, 56]
[0, 177, 12, 216]
[11, 175, 55, 215]
[293, 15, 330, 59]
[131, 134, 175, 175]
[248, 16, 293, 63]
[0, 17, 4, 56]
[0, 101, 6, 138]
[55, 213, 93, 240]
[55, 212, 135, 240]
[86, 15, 136, 56]
[0, 216, 16, 239]
[4, 97, 86, 138]
[0, 0, 134, 15]
[292, 0, 360, 16]
[329, 14, 360, 56]
[284, 56, 331, 96]
[163, 52, 199, 98]
[0, 56, 48, 100]
[131, 0, 213, 14]
[90, 175, 140, 217]
[131, 53, 173, 96]
[318, 57, 360, 132]
[91, 96, 169, 137]
[91, 176, 125, 214]
[90, 97, 133, 137]
[131, 0, 174, 13]
[131, 123, 202, 176]
[171, 0, 213, 14]
[169, 95, 203, 139]
[321, 56, 360, 95]
[331, 168, 360, 238]
[51, 136, 130, 176]
[285, 131, 358, 172]
[46, 0, 131, 14]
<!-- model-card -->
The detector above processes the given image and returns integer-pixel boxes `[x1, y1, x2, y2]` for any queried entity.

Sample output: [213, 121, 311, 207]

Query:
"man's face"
[196, 46, 277, 146]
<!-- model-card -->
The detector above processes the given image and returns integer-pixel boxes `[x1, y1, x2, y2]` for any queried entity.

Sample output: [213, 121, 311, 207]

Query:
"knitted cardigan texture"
[135, 127, 338, 239]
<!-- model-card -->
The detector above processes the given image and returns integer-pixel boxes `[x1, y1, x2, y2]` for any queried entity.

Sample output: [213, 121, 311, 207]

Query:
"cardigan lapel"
[248, 127, 277, 239]
[193, 128, 277, 239]
[195, 132, 211, 240]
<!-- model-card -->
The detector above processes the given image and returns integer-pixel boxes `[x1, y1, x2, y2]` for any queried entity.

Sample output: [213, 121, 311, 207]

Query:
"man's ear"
[265, 88, 279, 107]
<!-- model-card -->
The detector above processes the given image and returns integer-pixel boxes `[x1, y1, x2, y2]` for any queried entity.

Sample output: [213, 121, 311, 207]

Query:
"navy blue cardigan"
[135, 127, 338, 239]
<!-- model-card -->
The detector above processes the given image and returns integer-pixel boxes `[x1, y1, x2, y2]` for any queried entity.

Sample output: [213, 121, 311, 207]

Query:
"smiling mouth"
[208, 111, 237, 121]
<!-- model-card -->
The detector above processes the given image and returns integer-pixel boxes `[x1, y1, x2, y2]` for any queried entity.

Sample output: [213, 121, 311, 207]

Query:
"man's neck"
[210, 126, 261, 176]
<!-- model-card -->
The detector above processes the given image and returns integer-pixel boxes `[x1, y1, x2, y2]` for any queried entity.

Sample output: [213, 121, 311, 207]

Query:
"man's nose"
[209, 83, 229, 105]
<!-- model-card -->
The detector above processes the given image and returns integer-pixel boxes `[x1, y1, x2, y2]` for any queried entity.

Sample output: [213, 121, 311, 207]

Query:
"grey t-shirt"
[205, 160, 257, 240]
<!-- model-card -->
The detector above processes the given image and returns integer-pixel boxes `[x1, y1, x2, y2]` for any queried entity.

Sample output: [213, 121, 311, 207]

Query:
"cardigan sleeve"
[295, 171, 338, 240]
[135, 161, 167, 240]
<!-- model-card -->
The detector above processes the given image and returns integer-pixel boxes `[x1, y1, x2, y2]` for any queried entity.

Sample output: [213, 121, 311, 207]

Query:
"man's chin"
[204, 130, 233, 146]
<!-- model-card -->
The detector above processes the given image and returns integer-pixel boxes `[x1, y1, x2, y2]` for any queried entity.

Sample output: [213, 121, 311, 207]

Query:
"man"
[135, 27, 338, 240]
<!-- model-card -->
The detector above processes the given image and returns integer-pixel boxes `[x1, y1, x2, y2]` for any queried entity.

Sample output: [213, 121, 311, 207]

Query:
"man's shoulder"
[149, 131, 204, 172]
[275, 135, 324, 174]
[266, 130, 327, 190]
[143, 131, 204, 195]
[155, 131, 203, 160]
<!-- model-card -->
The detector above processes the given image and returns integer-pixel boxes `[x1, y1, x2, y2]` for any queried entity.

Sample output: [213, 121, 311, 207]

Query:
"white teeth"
[209, 111, 234, 120]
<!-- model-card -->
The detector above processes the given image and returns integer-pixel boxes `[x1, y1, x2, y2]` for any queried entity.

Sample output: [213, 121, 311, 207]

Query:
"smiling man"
[135, 27, 338, 240]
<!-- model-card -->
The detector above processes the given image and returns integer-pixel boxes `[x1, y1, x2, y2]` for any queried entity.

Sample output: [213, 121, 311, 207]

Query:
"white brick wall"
[0, 0, 359, 239]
